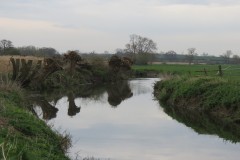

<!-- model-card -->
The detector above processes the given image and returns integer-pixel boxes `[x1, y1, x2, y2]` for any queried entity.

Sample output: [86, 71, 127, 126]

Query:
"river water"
[33, 78, 240, 160]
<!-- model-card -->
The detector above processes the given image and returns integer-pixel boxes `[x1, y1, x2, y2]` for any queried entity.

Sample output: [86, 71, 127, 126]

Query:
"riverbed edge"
[153, 76, 240, 126]
[153, 76, 240, 141]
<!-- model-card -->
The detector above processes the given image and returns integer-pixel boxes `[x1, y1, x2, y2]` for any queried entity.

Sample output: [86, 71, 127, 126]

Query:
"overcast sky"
[1, 0, 240, 55]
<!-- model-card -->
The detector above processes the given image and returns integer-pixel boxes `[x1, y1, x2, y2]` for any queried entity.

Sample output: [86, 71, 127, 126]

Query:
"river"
[32, 78, 240, 160]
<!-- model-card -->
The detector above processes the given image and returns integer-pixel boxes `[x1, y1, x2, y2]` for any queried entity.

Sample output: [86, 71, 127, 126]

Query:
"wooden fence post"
[204, 68, 207, 76]
[218, 65, 223, 77]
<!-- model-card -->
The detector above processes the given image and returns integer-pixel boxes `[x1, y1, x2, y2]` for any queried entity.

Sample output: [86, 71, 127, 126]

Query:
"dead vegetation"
[1, 52, 133, 89]
[0, 55, 43, 73]
[108, 55, 133, 72]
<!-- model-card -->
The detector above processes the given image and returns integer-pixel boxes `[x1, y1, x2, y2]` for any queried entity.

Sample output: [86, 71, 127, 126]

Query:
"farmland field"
[133, 64, 240, 81]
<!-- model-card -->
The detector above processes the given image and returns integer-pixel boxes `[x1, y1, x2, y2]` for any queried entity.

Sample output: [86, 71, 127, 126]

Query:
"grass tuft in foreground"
[0, 91, 70, 159]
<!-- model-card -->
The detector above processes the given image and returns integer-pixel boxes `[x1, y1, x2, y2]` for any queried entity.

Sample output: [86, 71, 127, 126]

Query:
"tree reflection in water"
[67, 92, 81, 117]
[31, 80, 133, 120]
[31, 96, 58, 120]
[159, 103, 240, 143]
[107, 81, 133, 107]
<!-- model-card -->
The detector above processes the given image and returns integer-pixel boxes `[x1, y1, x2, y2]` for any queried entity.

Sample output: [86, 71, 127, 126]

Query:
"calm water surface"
[33, 78, 240, 160]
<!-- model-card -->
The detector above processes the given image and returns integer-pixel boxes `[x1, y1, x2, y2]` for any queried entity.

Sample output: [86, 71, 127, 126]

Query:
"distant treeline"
[116, 52, 240, 65]
[154, 53, 240, 65]
[1, 39, 240, 64]
[0, 39, 60, 57]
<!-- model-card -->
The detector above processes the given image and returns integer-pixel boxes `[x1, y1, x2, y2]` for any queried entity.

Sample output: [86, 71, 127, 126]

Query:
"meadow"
[133, 64, 240, 81]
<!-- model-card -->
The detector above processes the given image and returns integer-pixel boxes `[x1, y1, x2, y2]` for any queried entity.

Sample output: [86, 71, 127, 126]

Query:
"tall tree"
[222, 50, 232, 64]
[232, 54, 240, 64]
[0, 39, 13, 54]
[125, 34, 157, 63]
[186, 48, 196, 65]
[165, 50, 177, 61]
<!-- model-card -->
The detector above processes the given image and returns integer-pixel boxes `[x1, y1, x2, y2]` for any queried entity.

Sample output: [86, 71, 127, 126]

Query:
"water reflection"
[159, 103, 240, 143]
[67, 92, 81, 117]
[30, 78, 240, 160]
[107, 81, 133, 107]
[31, 80, 133, 120]
[31, 96, 58, 120]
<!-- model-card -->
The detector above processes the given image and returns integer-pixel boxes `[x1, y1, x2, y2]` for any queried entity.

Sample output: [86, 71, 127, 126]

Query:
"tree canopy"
[125, 34, 157, 55]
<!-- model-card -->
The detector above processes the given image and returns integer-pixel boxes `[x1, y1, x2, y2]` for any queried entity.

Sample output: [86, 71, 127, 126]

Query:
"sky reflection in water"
[34, 78, 240, 160]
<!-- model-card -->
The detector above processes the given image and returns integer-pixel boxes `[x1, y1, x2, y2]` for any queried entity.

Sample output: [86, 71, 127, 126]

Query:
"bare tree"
[232, 54, 240, 64]
[201, 52, 208, 56]
[165, 50, 177, 61]
[186, 48, 196, 65]
[115, 48, 125, 55]
[222, 50, 233, 64]
[0, 39, 13, 54]
[125, 34, 157, 63]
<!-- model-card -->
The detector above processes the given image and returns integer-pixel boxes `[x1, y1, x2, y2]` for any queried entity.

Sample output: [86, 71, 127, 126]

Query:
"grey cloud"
[1, 0, 240, 55]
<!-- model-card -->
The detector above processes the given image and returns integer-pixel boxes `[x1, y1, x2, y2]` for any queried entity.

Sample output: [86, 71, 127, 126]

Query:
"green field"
[133, 64, 240, 81]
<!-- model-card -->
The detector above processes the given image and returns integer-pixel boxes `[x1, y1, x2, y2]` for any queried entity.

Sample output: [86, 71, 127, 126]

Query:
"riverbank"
[0, 88, 70, 159]
[154, 76, 240, 141]
[154, 76, 240, 121]
[0, 54, 134, 159]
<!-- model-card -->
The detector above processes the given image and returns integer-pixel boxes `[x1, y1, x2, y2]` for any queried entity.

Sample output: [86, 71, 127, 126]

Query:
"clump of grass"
[0, 142, 6, 160]
[53, 129, 72, 153]
[0, 74, 22, 93]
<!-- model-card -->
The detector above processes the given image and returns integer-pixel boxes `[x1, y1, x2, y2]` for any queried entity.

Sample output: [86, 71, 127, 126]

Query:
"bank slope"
[0, 91, 70, 160]
[154, 76, 240, 141]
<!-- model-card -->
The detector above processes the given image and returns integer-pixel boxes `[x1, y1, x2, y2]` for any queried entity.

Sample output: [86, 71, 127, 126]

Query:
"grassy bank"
[154, 76, 240, 123]
[154, 76, 240, 142]
[0, 87, 70, 159]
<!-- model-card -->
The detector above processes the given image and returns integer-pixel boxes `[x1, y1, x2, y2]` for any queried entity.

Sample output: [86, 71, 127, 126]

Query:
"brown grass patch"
[0, 55, 44, 73]
[0, 117, 7, 127]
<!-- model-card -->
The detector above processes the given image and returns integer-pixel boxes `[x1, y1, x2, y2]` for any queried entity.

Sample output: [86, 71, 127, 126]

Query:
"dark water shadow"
[30, 81, 133, 120]
[67, 92, 81, 117]
[107, 81, 133, 107]
[30, 96, 59, 120]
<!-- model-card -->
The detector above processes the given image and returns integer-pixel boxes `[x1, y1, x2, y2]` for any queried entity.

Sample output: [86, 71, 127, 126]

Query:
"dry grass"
[0, 74, 22, 93]
[0, 55, 43, 73]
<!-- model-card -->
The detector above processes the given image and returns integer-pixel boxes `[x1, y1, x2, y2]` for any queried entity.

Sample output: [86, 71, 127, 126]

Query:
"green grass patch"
[154, 76, 240, 119]
[0, 91, 70, 160]
[133, 64, 240, 80]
